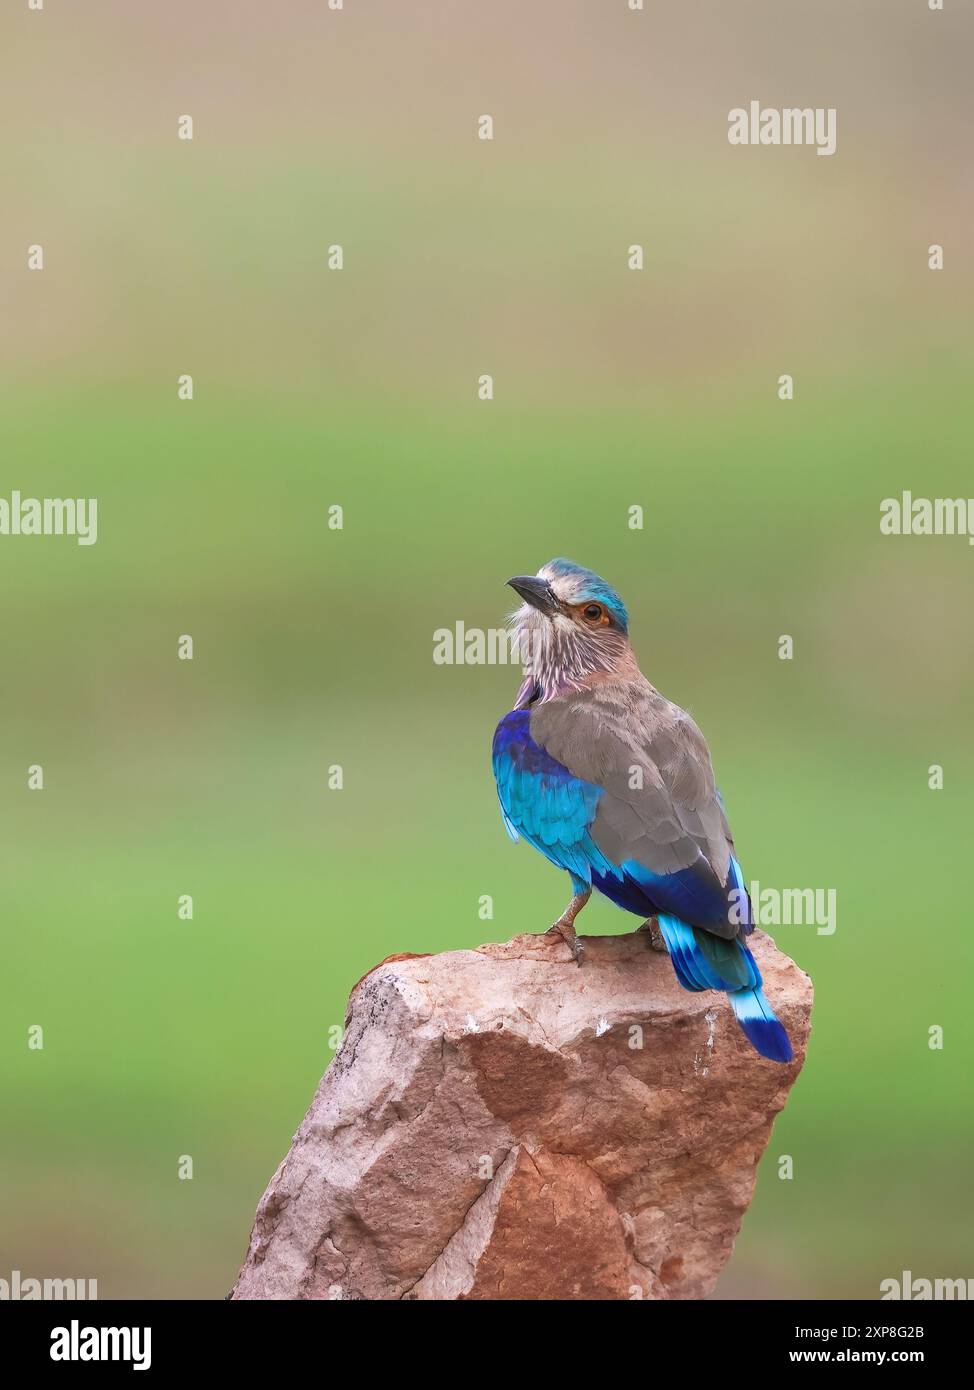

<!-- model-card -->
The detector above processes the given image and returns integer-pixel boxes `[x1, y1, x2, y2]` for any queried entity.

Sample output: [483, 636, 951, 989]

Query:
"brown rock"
[230, 928, 812, 1301]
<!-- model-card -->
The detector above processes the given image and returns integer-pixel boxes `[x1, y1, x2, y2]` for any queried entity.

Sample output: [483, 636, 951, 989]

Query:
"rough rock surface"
[231, 928, 812, 1300]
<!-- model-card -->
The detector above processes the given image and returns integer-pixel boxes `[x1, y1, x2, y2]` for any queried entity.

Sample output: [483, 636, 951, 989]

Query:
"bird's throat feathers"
[511, 607, 636, 705]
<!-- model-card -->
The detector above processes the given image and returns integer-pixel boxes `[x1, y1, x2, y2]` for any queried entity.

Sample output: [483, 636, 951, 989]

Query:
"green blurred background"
[2, 0, 971, 1299]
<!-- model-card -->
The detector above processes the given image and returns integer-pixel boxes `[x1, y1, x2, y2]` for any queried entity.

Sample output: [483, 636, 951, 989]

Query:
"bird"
[491, 558, 793, 1063]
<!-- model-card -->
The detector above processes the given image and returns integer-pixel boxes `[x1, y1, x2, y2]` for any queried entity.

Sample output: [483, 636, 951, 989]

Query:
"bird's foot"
[545, 917, 585, 966]
[636, 918, 668, 954]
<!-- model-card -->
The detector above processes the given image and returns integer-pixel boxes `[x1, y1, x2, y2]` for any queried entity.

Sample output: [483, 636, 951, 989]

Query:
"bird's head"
[506, 558, 634, 705]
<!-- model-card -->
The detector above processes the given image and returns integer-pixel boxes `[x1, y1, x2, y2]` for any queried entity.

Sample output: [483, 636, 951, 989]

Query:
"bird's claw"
[546, 919, 585, 966]
[636, 918, 668, 954]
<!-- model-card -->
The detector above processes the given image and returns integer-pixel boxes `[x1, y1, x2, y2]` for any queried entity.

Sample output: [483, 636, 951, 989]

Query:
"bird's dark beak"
[506, 575, 558, 614]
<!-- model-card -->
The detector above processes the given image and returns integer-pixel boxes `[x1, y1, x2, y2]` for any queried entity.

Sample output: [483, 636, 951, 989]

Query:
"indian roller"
[492, 558, 793, 1063]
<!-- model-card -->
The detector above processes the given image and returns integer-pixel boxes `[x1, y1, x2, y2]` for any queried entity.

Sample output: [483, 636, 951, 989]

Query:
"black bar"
[2, 1298, 964, 1374]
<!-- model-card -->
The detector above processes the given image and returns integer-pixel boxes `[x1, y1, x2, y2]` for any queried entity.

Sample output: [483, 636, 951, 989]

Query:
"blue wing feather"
[492, 710, 615, 881]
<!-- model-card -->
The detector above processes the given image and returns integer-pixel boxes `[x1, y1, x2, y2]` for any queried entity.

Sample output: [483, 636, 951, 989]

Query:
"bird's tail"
[728, 986, 793, 1063]
[657, 914, 793, 1064]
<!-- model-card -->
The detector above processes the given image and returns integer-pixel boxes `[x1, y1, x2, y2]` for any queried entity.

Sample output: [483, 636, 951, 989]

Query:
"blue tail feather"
[657, 914, 793, 1063]
[729, 987, 794, 1063]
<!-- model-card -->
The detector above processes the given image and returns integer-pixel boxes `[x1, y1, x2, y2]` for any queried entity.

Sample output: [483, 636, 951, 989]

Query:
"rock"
[230, 928, 812, 1301]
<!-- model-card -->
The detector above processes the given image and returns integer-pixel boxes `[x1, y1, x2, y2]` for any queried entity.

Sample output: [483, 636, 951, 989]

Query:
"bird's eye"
[583, 603, 603, 622]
